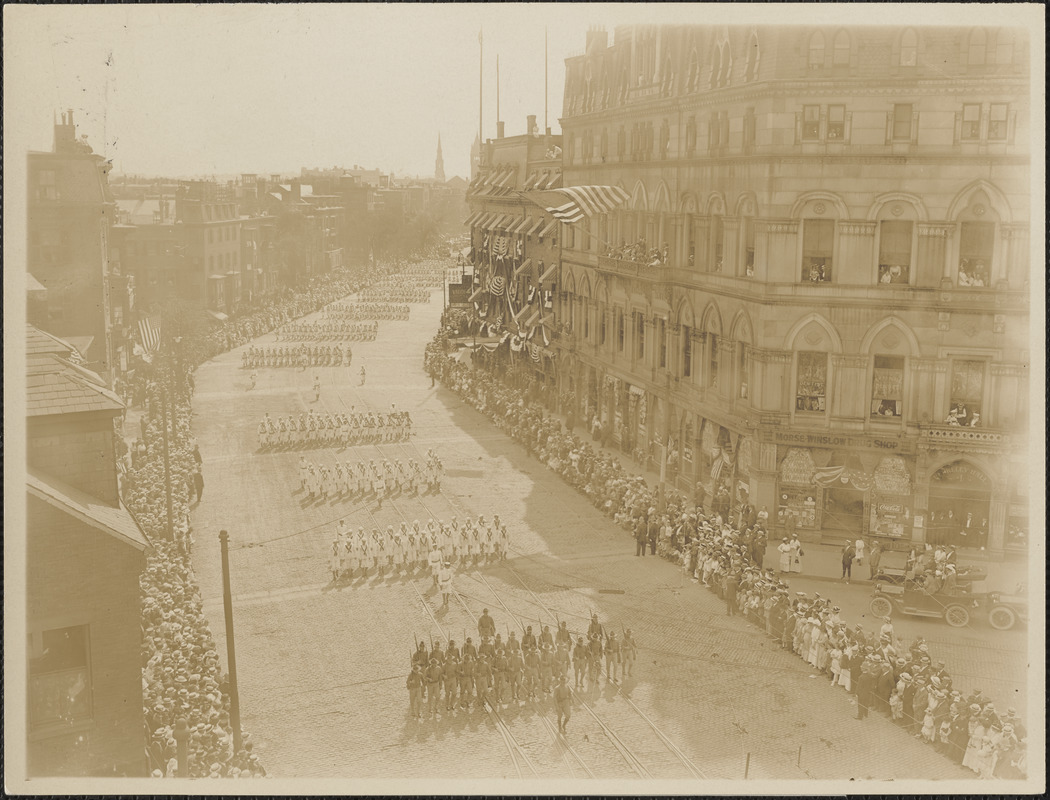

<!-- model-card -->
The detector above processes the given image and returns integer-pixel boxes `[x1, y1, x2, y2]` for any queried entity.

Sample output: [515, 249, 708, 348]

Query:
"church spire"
[434, 134, 446, 183]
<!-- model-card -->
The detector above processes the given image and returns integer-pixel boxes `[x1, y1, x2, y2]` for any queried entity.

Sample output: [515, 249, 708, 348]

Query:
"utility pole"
[219, 530, 243, 754]
[161, 374, 174, 542]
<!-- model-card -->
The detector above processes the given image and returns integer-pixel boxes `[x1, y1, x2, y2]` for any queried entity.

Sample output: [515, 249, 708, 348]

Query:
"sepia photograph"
[3, 2, 1044, 795]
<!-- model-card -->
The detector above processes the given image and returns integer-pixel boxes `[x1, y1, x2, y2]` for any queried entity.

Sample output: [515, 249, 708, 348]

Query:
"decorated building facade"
[556, 25, 1031, 555]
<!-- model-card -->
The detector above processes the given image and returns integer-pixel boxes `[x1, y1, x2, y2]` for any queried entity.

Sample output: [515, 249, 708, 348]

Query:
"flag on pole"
[524, 185, 630, 223]
[138, 316, 161, 356]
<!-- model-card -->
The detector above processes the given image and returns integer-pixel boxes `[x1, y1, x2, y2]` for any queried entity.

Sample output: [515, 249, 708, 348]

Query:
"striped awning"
[463, 211, 484, 226]
[509, 216, 533, 235]
[513, 258, 533, 278]
[486, 214, 508, 230]
[476, 212, 496, 228]
[527, 217, 546, 236]
[539, 261, 558, 283]
[538, 219, 559, 238]
[496, 166, 517, 188]
[495, 214, 517, 230]
[522, 171, 541, 191]
[522, 308, 541, 329]
[546, 172, 563, 190]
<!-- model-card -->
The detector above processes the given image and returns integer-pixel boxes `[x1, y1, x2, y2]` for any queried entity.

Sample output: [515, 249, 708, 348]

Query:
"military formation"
[357, 287, 431, 304]
[274, 320, 378, 342]
[301, 452, 444, 504]
[328, 514, 506, 581]
[406, 611, 638, 728]
[322, 302, 411, 321]
[257, 408, 413, 450]
[242, 343, 357, 369]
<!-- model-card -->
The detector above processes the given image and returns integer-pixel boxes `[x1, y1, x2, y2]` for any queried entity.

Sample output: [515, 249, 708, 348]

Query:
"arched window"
[995, 29, 1015, 65]
[900, 29, 918, 66]
[718, 43, 732, 86]
[808, 31, 825, 69]
[833, 30, 850, 66]
[745, 33, 760, 81]
[662, 56, 674, 96]
[687, 49, 700, 91]
[968, 29, 987, 65]
[620, 66, 630, 103]
[711, 47, 721, 88]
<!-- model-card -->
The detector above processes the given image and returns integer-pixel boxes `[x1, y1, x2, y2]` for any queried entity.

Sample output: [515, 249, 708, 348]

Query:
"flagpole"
[545, 27, 549, 134]
[479, 27, 483, 145]
[496, 54, 500, 130]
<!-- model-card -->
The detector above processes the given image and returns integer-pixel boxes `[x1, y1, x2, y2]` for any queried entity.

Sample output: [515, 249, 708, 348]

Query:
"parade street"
[182, 284, 1015, 782]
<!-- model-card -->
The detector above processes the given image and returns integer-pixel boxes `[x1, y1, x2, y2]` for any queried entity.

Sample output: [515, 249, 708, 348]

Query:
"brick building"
[27, 111, 122, 382]
[464, 116, 565, 388]
[25, 326, 151, 776]
[556, 25, 1030, 555]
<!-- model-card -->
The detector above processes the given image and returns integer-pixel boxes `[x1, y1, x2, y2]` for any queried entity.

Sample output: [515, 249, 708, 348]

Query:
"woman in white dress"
[777, 538, 792, 573]
[854, 537, 866, 567]
[789, 534, 803, 573]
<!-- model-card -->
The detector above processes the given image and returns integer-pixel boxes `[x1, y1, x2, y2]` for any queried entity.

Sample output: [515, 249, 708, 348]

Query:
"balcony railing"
[919, 424, 1007, 448]
[597, 255, 669, 281]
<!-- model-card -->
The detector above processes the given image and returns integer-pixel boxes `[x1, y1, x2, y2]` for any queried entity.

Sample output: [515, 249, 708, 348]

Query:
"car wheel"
[869, 596, 893, 618]
[988, 605, 1017, 631]
[944, 604, 970, 628]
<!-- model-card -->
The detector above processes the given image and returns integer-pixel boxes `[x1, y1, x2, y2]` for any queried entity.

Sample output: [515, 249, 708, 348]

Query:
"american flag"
[526, 185, 630, 223]
[138, 316, 161, 355]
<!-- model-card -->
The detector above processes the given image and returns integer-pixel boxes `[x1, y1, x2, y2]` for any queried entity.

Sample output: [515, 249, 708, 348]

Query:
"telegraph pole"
[219, 530, 243, 754]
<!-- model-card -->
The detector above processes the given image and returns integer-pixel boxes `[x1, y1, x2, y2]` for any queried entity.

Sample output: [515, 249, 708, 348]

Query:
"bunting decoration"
[489, 275, 506, 297]
[525, 185, 630, 223]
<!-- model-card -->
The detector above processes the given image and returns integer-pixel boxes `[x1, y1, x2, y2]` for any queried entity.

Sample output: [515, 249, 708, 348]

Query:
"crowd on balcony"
[603, 238, 670, 268]
[423, 324, 1029, 780]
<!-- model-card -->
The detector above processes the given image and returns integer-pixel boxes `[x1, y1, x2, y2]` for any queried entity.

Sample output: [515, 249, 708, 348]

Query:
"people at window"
[957, 259, 989, 287]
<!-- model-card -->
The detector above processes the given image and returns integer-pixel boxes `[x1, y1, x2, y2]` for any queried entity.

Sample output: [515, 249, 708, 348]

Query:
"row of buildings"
[464, 24, 1032, 557]
[27, 111, 466, 385]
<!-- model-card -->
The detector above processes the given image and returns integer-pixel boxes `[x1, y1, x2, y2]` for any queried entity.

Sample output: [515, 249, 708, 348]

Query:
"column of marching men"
[273, 319, 378, 342]
[323, 302, 411, 321]
[257, 408, 413, 450]
[328, 514, 504, 582]
[301, 450, 443, 507]
[405, 609, 639, 730]
[243, 343, 359, 369]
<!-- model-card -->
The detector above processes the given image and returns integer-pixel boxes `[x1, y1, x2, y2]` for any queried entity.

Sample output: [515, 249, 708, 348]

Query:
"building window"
[968, 29, 986, 65]
[207, 229, 214, 244]
[711, 216, 724, 272]
[827, 105, 845, 139]
[808, 31, 825, 69]
[743, 107, 756, 148]
[795, 352, 827, 413]
[583, 300, 590, 339]
[892, 104, 913, 140]
[878, 221, 913, 284]
[988, 104, 1008, 140]
[949, 359, 985, 425]
[657, 318, 667, 368]
[708, 333, 719, 388]
[718, 43, 731, 86]
[28, 625, 92, 731]
[958, 222, 994, 286]
[37, 170, 57, 200]
[832, 30, 850, 65]
[745, 34, 759, 81]
[802, 105, 821, 140]
[709, 113, 721, 149]
[900, 29, 918, 66]
[743, 218, 755, 276]
[685, 116, 697, 155]
[687, 49, 700, 92]
[599, 308, 607, 345]
[682, 326, 692, 377]
[737, 344, 750, 399]
[961, 104, 981, 140]
[802, 219, 834, 282]
[617, 310, 625, 352]
[634, 312, 645, 360]
[871, 355, 904, 417]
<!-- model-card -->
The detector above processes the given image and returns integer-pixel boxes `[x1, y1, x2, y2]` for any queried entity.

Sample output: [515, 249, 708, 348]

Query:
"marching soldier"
[412, 640, 429, 672]
[573, 636, 588, 688]
[478, 609, 496, 640]
[521, 625, 537, 651]
[554, 640, 571, 683]
[523, 646, 540, 701]
[407, 665, 424, 719]
[506, 645, 524, 701]
[457, 653, 475, 710]
[587, 634, 603, 688]
[538, 644, 555, 694]
[505, 631, 521, 655]
[622, 629, 637, 678]
[605, 631, 622, 683]
[428, 541, 443, 587]
[539, 625, 554, 649]
[461, 637, 477, 661]
[443, 653, 460, 710]
[554, 675, 573, 733]
[425, 658, 443, 717]
[438, 560, 453, 607]
[555, 621, 571, 648]
[587, 613, 604, 642]
[474, 653, 493, 709]
[492, 648, 508, 705]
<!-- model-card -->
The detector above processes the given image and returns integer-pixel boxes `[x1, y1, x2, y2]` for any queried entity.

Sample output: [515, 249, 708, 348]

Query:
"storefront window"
[871, 355, 904, 417]
[926, 461, 991, 548]
[28, 625, 92, 731]
[948, 359, 984, 426]
[795, 351, 827, 413]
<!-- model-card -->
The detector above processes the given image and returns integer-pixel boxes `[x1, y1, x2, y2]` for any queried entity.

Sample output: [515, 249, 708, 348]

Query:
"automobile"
[872, 564, 987, 586]
[986, 587, 1028, 631]
[869, 582, 980, 627]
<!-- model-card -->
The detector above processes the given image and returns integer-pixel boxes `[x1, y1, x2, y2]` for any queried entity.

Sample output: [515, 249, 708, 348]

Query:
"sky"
[6, 3, 1031, 181]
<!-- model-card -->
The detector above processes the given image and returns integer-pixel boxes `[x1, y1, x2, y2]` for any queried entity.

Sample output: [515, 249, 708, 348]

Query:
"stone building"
[557, 25, 1030, 555]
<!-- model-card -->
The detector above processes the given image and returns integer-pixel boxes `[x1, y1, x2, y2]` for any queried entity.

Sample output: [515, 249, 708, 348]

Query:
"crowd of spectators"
[423, 327, 1028, 780]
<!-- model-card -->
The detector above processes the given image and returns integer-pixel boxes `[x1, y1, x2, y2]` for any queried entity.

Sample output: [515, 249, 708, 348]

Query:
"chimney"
[496, 121, 505, 139]
[527, 115, 538, 136]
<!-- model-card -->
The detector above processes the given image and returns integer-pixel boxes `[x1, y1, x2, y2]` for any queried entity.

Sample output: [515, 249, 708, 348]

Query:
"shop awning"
[538, 219, 559, 239]
[522, 309, 541, 329]
[475, 212, 495, 228]
[485, 214, 506, 230]
[513, 258, 533, 278]
[546, 172, 563, 190]
[509, 216, 533, 235]
[496, 166, 517, 188]
[527, 217, 546, 236]
[539, 261, 558, 283]
[522, 171, 541, 191]
[502, 215, 525, 232]
[468, 285, 487, 303]
[493, 214, 514, 230]
[463, 210, 484, 226]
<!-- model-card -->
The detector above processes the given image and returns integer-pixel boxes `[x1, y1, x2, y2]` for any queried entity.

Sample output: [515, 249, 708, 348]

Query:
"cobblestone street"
[186, 287, 1010, 784]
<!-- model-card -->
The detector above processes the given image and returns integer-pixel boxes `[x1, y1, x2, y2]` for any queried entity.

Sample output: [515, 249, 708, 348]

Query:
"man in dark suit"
[855, 662, 876, 720]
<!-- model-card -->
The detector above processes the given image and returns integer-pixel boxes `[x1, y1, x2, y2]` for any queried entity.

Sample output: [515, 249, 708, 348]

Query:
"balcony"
[919, 424, 1008, 452]
[597, 255, 669, 282]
